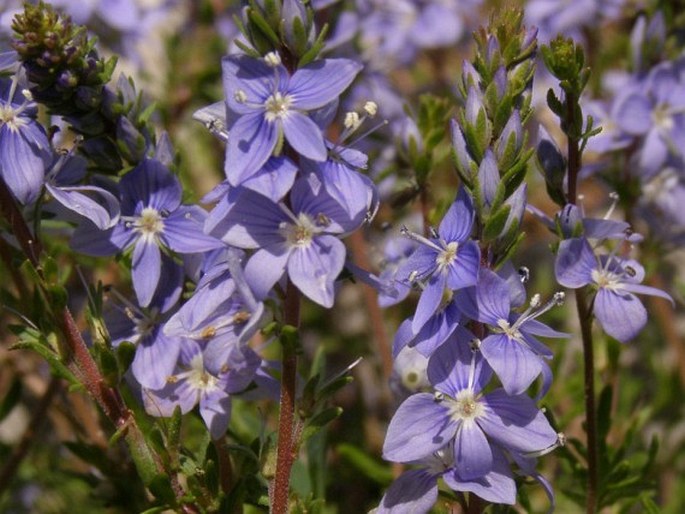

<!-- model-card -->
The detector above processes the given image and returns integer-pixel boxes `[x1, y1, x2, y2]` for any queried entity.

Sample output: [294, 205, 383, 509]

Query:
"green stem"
[565, 91, 598, 514]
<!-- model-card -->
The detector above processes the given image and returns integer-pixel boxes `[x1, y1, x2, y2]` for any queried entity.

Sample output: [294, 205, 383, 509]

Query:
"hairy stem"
[272, 280, 300, 514]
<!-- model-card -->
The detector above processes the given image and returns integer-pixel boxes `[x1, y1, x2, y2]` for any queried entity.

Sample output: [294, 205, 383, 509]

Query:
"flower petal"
[289, 58, 363, 110]
[594, 289, 646, 342]
[132, 240, 162, 307]
[282, 111, 327, 161]
[383, 393, 459, 462]
[287, 235, 346, 307]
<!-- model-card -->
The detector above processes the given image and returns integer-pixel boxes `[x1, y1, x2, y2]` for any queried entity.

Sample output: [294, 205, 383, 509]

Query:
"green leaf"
[336, 443, 393, 485]
[148, 473, 177, 505]
[483, 205, 511, 242]
[300, 407, 342, 443]
[247, 8, 280, 46]
[10, 338, 79, 385]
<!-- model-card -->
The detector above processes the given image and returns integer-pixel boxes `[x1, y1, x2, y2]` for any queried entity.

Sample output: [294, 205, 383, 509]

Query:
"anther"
[344, 111, 361, 130]
[469, 338, 481, 352]
[234, 89, 248, 103]
[518, 266, 530, 283]
[433, 392, 445, 402]
[553, 291, 565, 305]
[364, 101, 378, 117]
[264, 51, 281, 67]
[529, 293, 541, 308]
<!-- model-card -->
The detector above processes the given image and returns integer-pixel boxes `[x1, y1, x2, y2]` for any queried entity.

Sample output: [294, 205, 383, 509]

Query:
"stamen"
[518, 266, 530, 283]
[344, 111, 361, 130]
[264, 51, 282, 67]
[434, 391, 445, 402]
[364, 101, 378, 117]
[604, 191, 620, 219]
[234, 89, 248, 103]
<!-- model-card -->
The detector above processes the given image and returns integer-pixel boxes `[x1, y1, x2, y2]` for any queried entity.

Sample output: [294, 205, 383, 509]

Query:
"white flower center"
[652, 103, 674, 131]
[497, 318, 522, 341]
[136, 207, 165, 241]
[280, 213, 319, 247]
[435, 241, 458, 270]
[591, 268, 620, 290]
[448, 390, 484, 423]
[0, 103, 26, 132]
[185, 354, 218, 391]
[264, 92, 293, 122]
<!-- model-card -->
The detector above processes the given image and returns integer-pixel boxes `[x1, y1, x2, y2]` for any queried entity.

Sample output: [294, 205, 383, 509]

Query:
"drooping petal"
[383, 393, 459, 462]
[593, 289, 646, 343]
[200, 388, 232, 440]
[225, 112, 278, 184]
[240, 156, 298, 202]
[453, 422, 493, 480]
[411, 300, 461, 357]
[244, 247, 290, 300]
[0, 125, 47, 204]
[443, 447, 516, 505]
[289, 58, 363, 110]
[287, 235, 346, 307]
[131, 331, 182, 390]
[132, 240, 162, 307]
[377, 469, 438, 514]
[638, 128, 668, 176]
[480, 334, 543, 396]
[282, 111, 327, 161]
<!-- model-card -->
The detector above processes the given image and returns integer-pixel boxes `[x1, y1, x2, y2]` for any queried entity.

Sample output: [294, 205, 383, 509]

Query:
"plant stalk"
[272, 280, 300, 514]
[565, 91, 598, 514]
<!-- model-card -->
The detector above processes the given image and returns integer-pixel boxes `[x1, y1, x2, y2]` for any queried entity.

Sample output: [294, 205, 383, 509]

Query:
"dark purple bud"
[536, 126, 566, 206]
[116, 116, 147, 163]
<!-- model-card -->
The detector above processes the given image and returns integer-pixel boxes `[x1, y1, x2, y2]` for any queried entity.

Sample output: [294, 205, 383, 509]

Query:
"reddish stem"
[272, 280, 300, 514]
